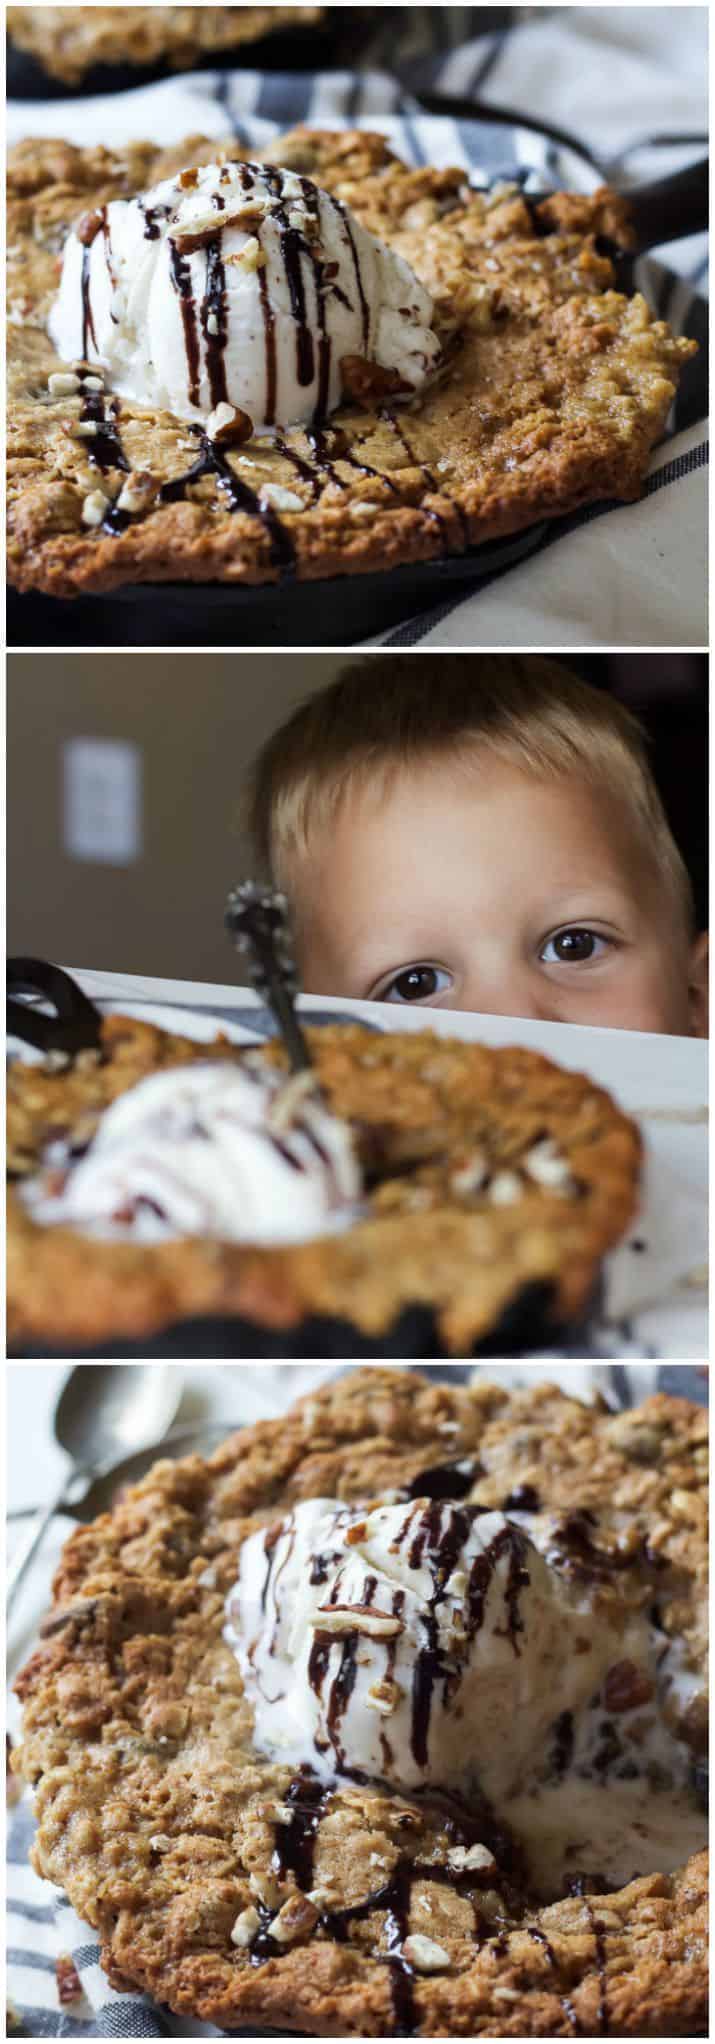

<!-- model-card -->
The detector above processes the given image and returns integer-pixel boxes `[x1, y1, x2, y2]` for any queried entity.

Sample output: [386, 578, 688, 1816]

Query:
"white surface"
[67, 965, 709, 1108]
[63, 736, 142, 865]
[13, 969, 709, 1359]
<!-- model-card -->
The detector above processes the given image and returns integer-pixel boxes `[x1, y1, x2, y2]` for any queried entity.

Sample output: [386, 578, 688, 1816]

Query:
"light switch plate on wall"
[62, 738, 143, 865]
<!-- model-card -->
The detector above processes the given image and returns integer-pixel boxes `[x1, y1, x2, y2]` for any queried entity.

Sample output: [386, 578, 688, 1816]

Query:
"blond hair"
[247, 654, 693, 930]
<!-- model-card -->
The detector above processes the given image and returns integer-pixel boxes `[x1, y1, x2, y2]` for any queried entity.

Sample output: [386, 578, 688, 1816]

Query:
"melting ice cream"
[21, 1059, 360, 1243]
[49, 159, 442, 430]
[226, 1492, 707, 1894]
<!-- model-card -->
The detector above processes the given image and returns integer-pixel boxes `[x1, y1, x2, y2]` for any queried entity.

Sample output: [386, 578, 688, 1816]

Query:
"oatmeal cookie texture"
[7, 127, 696, 597]
[7, 7, 324, 84]
[7, 1016, 641, 1352]
[13, 1371, 708, 2036]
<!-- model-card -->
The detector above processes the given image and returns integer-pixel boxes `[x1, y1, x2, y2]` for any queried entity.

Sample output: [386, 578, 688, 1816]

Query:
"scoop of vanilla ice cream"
[21, 1060, 360, 1244]
[225, 1496, 639, 1801]
[49, 159, 442, 429]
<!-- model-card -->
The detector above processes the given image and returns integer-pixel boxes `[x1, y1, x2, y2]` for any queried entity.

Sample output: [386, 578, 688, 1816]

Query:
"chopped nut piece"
[115, 471, 159, 515]
[260, 483, 304, 513]
[56, 1954, 83, 2005]
[149, 1833, 171, 1852]
[311, 1605, 404, 1638]
[340, 355, 415, 406]
[249, 1870, 281, 1908]
[402, 1933, 450, 1973]
[233, 236, 266, 272]
[447, 1843, 496, 1873]
[603, 1660, 655, 1713]
[48, 370, 81, 397]
[230, 1905, 260, 1948]
[366, 1678, 402, 1715]
[179, 167, 199, 189]
[350, 500, 382, 518]
[605, 1417, 663, 1464]
[671, 1488, 698, 1519]
[269, 1896, 319, 1945]
[345, 1520, 368, 1545]
[81, 489, 110, 527]
[524, 1138, 574, 1191]
[451, 1152, 488, 1195]
[488, 1170, 522, 1205]
[445, 1568, 467, 1596]
[206, 402, 253, 447]
[76, 209, 104, 247]
[81, 375, 105, 392]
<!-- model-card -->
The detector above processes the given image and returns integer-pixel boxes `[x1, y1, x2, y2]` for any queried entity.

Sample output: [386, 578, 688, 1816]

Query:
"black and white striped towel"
[6, 1363, 707, 2037]
[8, 6, 707, 646]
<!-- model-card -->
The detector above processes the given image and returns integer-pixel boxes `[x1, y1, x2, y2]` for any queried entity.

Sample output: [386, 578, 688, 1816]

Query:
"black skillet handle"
[7, 957, 104, 1055]
[625, 158, 708, 253]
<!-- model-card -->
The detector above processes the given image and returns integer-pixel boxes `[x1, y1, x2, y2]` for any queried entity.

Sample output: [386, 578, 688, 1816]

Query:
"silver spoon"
[7, 1364, 182, 1611]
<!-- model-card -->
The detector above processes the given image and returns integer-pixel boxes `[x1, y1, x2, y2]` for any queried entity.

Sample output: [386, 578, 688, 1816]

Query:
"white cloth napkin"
[8, 8, 707, 647]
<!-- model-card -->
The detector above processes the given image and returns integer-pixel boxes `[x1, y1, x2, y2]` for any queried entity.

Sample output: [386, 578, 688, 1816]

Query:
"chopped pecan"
[603, 1660, 655, 1713]
[340, 356, 415, 407]
[76, 209, 104, 247]
[56, 1954, 82, 2006]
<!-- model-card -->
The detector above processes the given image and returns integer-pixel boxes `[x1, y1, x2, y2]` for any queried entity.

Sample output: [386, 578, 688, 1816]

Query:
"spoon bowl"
[7, 1364, 183, 1612]
[54, 1363, 183, 1470]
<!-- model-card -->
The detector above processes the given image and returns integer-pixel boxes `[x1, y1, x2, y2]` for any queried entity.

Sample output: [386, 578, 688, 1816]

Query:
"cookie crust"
[13, 1369, 708, 2035]
[7, 7, 324, 84]
[8, 127, 696, 598]
[7, 1015, 641, 1353]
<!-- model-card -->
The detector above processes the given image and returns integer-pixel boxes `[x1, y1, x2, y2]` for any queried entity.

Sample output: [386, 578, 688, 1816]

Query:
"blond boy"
[247, 655, 707, 1037]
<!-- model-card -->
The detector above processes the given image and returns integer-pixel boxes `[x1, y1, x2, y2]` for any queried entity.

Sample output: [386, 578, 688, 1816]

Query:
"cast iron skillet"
[7, 132, 706, 648]
[6, 7, 376, 97]
[7, 956, 599, 1360]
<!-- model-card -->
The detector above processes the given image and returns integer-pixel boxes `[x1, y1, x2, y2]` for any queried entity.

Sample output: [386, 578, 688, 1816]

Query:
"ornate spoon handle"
[225, 882, 313, 1076]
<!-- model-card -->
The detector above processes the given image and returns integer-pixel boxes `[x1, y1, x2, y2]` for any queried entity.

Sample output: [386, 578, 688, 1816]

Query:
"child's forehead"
[335, 745, 640, 838]
[296, 754, 649, 894]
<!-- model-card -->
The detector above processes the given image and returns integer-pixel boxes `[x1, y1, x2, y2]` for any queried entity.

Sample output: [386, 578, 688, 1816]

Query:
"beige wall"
[7, 652, 346, 984]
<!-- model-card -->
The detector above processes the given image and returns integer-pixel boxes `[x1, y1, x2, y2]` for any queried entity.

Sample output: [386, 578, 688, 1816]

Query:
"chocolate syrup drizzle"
[404, 1460, 481, 1503]
[163, 430, 296, 570]
[168, 240, 201, 409]
[501, 1483, 541, 1514]
[381, 408, 471, 553]
[300, 1506, 530, 1797]
[259, 1765, 515, 2032]
[80, 383, 130, 480]
[80, 245, 98, 360]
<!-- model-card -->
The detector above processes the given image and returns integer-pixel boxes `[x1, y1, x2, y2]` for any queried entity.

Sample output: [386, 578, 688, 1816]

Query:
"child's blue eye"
[380, 965, 452, 1003]
[540, 928, 609, 964]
